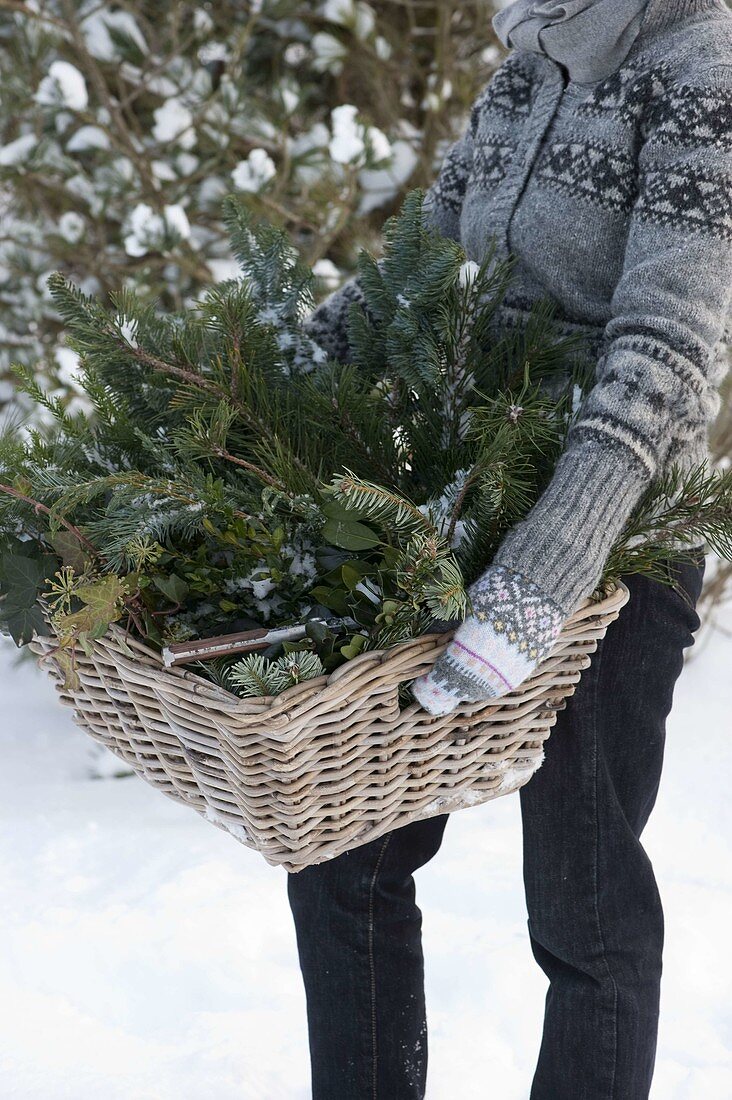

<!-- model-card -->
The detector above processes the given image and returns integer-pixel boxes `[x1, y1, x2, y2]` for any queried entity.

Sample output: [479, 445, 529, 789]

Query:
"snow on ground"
[0, 612, 730, 1099]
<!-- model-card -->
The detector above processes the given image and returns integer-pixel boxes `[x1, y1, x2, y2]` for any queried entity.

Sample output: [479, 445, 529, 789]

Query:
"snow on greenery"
[329, 105, 368, 164]
[0, 133, 37, 166]
[36, 60, 89, 111]
[312, 258, 342, 289]
[322, 0, 376, 40]
[459, 261, 481, 289]
[312, 31, 349, 74]
[82, 8, 149, 61]
[66, 125, 111, 153]
[231, 149, 277, 193]
[152, 99, 196, 147]
[122, 204, 166, 258]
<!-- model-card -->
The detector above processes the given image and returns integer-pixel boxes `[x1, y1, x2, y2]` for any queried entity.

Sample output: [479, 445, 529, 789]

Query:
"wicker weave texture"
[30, 582, 629, 872]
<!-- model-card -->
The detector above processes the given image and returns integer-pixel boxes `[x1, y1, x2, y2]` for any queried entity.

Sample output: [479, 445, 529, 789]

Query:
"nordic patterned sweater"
[304, 0, 732, 619]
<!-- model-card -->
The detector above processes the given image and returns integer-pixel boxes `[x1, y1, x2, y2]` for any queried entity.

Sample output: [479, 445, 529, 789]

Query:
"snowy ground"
[0, 612, 730, 1100]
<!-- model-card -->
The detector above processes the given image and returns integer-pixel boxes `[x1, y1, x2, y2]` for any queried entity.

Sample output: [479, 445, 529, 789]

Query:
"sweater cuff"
[491, 438, 650, 616]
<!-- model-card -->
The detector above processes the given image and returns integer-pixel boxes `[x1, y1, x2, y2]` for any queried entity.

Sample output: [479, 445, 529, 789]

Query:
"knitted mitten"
[411, 565, 566, 717]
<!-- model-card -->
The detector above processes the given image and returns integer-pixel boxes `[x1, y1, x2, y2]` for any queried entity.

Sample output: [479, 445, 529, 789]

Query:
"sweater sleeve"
[492, 63, 732, 615]
[302, 118, 476, 362]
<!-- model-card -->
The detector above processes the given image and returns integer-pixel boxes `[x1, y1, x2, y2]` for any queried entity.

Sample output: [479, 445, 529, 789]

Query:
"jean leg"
[520, 556, 705, 1100]
[287, 812, 450, 1100]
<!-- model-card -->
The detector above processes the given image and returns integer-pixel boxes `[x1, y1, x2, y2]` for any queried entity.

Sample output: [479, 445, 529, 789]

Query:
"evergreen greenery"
[1, 192, 730, 698]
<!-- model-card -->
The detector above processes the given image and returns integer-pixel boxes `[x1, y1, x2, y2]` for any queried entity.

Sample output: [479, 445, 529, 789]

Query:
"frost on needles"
[0, 192, 730, 698]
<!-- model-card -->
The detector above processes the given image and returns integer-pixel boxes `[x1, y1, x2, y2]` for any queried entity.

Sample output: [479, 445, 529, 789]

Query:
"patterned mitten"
[411, 565, 567, 717]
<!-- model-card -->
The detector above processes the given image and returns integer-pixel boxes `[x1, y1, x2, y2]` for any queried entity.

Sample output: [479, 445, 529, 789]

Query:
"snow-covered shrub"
[0, 0, 501, 413]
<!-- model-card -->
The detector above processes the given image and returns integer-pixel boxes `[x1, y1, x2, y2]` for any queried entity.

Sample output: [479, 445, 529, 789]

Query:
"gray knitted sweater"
[305, 0, 732, 617]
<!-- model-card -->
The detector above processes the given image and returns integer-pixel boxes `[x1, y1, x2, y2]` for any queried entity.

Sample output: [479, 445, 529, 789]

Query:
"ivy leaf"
[153, 573, 190, 605]
[49, 531, 88, 573]
[315, 546, 352, 571]
[74, 574, 128, 616]
[54, 648, 81, 692]
[341, 564, 363, 590]
[0, 589, 38, 616]
[321, 500, 365, 522]
[54, 575, 127, 641]
[0, 553, 48, 605]
[89, 620, 112, 640]
[381, 545, 401, 569]
[4, 604, 48, 646]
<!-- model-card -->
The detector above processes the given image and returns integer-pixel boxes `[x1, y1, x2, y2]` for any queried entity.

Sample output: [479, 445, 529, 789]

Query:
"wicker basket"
[29, 581, 629, 873]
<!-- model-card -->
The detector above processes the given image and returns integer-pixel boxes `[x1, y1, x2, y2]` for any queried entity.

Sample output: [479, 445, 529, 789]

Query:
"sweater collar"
[493, 2, 650, 84]
[639, 0, 727, 35]
[493, 0, 727, 85]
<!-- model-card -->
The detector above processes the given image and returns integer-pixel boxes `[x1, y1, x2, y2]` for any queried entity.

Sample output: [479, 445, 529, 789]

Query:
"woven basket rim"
[83, 579, 630, 716]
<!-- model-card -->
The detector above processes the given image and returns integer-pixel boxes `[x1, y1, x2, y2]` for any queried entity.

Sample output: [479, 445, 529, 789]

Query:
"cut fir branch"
[46, 271, 319, 491]
[394, 533, 468, 622]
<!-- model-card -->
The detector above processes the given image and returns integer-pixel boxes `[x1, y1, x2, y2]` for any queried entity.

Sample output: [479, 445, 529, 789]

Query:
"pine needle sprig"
[604, 462, 732, 585]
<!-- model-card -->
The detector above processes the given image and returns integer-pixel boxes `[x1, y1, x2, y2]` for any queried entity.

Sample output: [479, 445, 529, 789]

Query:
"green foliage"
[228, 650, 326, 698]
[0, 537, 55, 646]
[42, 568, 131, 687]
[1, 192, 729, 698]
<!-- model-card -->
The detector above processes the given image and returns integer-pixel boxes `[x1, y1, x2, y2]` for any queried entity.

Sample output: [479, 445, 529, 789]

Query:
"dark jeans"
[287, 554, 706, 1100]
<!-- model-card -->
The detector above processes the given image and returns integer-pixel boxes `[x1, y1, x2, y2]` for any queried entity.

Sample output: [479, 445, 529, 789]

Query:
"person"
[286, 1, 732, 1097]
